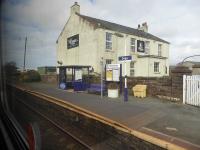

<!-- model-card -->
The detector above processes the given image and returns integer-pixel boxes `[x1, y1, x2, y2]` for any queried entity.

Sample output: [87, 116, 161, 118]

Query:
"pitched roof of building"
[77, 13, 169, 44]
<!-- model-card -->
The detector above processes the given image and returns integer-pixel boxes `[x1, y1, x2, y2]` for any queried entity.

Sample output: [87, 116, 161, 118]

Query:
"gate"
[183, 75, 200, 106]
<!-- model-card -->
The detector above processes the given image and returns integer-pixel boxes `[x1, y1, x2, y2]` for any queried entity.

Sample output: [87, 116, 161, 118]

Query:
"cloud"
[1, 0, 200, 69]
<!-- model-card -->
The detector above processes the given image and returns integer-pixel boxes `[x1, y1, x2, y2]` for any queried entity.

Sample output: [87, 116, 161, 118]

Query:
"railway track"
[16, 97, 93, 150]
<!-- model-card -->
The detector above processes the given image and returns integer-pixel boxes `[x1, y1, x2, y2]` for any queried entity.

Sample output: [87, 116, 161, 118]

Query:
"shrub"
[107, 82, 119, 89]
[4, 61, 20, 81]
[20, 70, 41, 82]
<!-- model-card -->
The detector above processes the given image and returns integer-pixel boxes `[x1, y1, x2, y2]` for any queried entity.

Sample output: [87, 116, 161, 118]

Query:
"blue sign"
[118, 56, 132, 61]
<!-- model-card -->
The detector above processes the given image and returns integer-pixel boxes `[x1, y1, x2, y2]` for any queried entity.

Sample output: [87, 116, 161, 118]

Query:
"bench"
[88, 84, 107, 94]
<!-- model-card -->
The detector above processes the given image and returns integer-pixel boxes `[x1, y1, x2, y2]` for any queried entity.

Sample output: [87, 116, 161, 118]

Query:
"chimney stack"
[71, 2, 80, 15]
[137, 22, 148, 32]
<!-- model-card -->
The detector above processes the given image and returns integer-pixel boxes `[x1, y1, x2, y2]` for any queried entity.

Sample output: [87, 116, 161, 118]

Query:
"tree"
[4, 61, 19, 81]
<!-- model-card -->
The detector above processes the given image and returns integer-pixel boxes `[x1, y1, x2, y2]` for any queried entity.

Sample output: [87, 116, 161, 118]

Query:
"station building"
[56, 2, 170, 77]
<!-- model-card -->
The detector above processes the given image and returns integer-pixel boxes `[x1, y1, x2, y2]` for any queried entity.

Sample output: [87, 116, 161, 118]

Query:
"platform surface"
[18, 82, 200, 149]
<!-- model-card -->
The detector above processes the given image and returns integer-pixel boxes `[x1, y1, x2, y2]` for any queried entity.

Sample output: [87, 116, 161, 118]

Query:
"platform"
[18, 82, 200, 149]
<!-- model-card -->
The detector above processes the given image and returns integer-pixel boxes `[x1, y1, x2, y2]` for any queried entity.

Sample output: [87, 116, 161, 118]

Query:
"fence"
[183, 75, 200, 106]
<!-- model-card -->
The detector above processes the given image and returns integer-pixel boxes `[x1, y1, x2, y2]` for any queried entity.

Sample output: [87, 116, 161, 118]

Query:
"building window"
[154, 62, 159, 73]
[130, 61, 135, 76]
[145, 41, 150, 54]
[158, 44, 162, 56]
[106, 59, 112, 64]
[106, 32, 112, 50]
[130, 38, 135, 52]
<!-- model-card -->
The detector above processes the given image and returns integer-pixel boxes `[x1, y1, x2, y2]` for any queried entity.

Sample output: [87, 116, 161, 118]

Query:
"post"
[100, 57, 103, 99]
[124, 35, 128, 101]
[183, 75, 186, 104]
[120, 64, 122, 94]
[23, 37, 27, 71]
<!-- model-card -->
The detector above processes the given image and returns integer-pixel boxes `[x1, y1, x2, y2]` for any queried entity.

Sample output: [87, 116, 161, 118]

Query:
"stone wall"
[126, 76, 171, 97]
[126, 66, 192, 101]
[40, 66, 192, 102]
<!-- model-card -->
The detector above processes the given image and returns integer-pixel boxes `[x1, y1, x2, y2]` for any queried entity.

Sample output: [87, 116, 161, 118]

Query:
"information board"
[106, 64, 120, 81]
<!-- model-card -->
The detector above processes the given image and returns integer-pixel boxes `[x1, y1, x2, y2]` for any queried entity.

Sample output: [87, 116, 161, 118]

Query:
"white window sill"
[105, 50, 114, 52]
[154, 72, 160, 74]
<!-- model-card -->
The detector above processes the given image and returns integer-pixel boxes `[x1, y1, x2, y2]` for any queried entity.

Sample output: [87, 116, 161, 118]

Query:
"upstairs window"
[106, 32, 112, 50]
[154, 62, 160, 73]
[158, 44, 162, 56]
[130, 38, 135, 52]
[145, 41, 150, 54]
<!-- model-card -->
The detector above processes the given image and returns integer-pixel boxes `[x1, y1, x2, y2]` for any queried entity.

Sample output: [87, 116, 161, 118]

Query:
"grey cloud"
[2, 0, 200, 69]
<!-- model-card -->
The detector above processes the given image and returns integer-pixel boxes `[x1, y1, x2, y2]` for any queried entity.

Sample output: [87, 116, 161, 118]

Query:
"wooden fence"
[183, 75, 200, 106]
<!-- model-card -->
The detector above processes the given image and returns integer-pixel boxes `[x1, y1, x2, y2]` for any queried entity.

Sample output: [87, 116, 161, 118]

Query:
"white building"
[56, 2, 170, 77]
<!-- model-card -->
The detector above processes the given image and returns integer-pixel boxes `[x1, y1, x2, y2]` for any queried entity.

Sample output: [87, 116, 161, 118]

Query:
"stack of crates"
[132, 84, 147, 98]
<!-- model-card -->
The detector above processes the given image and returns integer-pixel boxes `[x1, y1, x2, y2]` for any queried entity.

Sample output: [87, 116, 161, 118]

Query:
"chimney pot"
[71, 2, 80, 15]
[138, 22, 148, 32]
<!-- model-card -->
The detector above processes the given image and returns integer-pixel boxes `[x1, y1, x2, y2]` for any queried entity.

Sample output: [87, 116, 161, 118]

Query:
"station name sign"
[67, 34, 79, 49]
[118, 56, 132, 62]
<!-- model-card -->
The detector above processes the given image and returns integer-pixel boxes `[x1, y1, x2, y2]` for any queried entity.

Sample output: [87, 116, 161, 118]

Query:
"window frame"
[106, 59, 112, 64]
[154, 62, 160, 73]
[106, 32, 112, 50]
[130, 61, 135, 77]
[130, 38, 136, 52]
[158, 44, 162, 56]
[145, 41, 150, 54]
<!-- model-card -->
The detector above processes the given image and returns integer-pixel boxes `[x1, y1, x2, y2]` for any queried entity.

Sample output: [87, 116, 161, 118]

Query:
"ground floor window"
[130, 61, 135, 76]
[106, 59, 112, 64]
[154, 62, 159, 73]
[165, 66, 168, 74]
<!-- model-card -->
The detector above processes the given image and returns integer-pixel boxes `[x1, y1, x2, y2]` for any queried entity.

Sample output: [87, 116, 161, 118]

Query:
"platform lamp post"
[181, 55, 200, 64]
[100, 57, 104, 99]
[114, 33, 128, 101]
[23, 36, 27, 71]
[124, 35, 128, 101]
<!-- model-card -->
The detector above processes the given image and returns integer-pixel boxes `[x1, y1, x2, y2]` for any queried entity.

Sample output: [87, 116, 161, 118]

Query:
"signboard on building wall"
[67, 34, 79, 49]
[106, 64, 120, 81]
[137, 40, 145, 52]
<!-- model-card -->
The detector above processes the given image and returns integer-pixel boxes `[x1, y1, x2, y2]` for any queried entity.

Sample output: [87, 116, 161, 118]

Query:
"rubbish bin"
[132, 85, 147, 98]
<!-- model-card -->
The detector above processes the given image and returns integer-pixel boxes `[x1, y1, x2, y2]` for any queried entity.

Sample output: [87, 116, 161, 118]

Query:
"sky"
[1, 0, 200, 69]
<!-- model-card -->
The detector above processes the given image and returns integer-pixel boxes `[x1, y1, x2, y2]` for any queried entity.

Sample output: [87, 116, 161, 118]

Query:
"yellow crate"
[132, 85, 147, 98]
